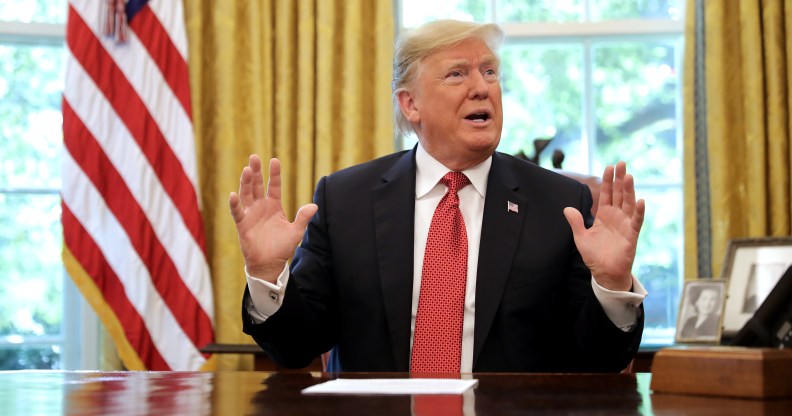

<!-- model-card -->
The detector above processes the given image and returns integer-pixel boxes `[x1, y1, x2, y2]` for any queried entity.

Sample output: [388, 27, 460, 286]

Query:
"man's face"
[695, 289, 719, 315]
[399, 37, 503, 170]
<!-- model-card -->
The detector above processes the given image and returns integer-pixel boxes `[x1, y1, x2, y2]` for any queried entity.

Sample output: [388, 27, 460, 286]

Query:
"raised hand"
[563, 161, 646, 291]
[229, 156, 318, 284]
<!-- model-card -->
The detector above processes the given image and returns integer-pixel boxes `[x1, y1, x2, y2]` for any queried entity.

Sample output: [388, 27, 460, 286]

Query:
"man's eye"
[448, 71, 463, 77]
[484, 69, 497, 76]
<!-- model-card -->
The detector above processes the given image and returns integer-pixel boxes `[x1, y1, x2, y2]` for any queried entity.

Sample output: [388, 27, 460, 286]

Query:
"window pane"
[634, 186, 682, 344]
[0, 345, 60, 369]
[400, 0, 487, 28]
[497, 0, 583, 23]
[0, 43, 64, 189]
[0, 193, 63, 340]
[0, 0, 66, 24]
[591, 40, 680, 182]
[592, 0, 682, 21]
[499, 44, 584, 168]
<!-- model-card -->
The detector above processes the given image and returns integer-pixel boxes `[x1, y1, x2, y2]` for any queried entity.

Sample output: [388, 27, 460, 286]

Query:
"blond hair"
[392, 20, 504, 137]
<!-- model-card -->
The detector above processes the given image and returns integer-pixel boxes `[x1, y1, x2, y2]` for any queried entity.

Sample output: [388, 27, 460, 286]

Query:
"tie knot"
[441, 171, 470, 194]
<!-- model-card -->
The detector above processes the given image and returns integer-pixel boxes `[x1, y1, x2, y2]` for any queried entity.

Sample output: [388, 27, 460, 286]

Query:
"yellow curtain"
[684, 0, 792, 280]
[183, 0, 394, 370]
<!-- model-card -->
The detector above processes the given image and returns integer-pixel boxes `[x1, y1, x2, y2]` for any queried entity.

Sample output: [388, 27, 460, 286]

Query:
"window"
[0, 0, 97, 370]
[400, 0, 684, 346]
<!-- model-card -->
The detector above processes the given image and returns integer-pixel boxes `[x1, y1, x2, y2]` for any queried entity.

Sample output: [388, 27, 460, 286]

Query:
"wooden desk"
[200, 343, 324, 371]
[2, 371, 790, 415]
[202, 343, 660, 373]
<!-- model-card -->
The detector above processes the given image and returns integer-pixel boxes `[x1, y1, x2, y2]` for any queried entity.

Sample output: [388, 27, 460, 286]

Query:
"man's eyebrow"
[442, 59, 469, 70]
[442, 56, 500, 70]
[480, 55, 499, 66]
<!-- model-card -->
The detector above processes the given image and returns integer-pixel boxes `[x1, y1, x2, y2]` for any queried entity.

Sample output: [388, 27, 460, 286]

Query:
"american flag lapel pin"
[507, 201, 519, 213]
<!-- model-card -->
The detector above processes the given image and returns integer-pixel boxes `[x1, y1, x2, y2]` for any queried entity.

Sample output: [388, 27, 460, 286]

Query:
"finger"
[266, 158, 282, 201]
[599, 165, 615, 207]
[612, 161, 626, 209]
[293, 203, 319, 231]
[229, 192, 244, 224]
[632, 199, 646, 233]
[249, 154, 266, 200]
[238, 166, 255, 208]
[622, 173, 636, 217]
[563, 207, 586, 236]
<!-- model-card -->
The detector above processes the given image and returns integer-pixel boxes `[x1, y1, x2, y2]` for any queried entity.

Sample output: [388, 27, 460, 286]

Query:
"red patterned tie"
[411, 171, 470, 373]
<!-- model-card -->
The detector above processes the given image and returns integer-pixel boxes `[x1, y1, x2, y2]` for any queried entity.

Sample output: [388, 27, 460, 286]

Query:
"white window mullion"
[488, 0, 497, 22]
[0, 21, 64, 44]
[61, 269, 99, 370]
[583, 39, 594, 175]
[584, 0, 592, 22]
[501, 20, 683, 39]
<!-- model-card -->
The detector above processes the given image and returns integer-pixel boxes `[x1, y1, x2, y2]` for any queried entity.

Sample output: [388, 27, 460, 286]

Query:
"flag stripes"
[61, 149, 205, 370]
[61, 205, 169, 370]
[62, 100, 212, 351]
[66, 5, 205, 249]
[143, 0, 189, 60]
[128, 6, 192, 118]
[62, 49, 213, 327]
[63, 0, 214, 370]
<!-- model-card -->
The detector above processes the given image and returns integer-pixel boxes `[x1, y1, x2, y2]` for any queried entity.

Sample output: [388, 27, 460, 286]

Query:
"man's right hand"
[229, 155, 318, 284]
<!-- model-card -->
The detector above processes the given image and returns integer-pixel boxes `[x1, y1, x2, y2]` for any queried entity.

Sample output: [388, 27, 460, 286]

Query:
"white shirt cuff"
[245, 264, 290, 323]
[591, 275, 648, 332]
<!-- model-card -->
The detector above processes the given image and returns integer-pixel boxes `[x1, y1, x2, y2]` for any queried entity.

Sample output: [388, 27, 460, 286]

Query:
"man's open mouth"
[465, 112, 491, 122]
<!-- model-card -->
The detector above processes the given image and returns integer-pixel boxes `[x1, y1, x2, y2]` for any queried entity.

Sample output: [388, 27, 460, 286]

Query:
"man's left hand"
[563, 161, 646, 292]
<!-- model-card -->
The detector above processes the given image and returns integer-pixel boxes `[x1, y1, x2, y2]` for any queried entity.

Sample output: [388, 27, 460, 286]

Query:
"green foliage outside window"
[0, 41, 64, 369]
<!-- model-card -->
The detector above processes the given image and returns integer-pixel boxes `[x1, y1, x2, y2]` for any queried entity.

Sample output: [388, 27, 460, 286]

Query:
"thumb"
[293, 203, 319, 231]
[563, 207, 586, 236]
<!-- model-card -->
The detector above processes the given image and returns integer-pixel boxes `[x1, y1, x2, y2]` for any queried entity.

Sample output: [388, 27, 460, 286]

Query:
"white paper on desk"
[301, 378, 478, 395]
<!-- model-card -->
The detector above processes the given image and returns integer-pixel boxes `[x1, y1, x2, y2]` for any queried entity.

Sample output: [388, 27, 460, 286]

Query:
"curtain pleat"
[684, 0, 791, 279]
[183, 0, 394, 370]
[683, 0, 700, 282]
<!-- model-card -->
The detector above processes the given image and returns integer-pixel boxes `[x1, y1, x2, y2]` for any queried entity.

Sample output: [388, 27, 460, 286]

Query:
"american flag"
[61, 0, 214, 370]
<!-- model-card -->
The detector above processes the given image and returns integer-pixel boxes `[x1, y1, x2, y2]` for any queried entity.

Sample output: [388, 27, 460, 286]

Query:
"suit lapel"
[473, 153, 527, 367]
[372, 149, 416, 371]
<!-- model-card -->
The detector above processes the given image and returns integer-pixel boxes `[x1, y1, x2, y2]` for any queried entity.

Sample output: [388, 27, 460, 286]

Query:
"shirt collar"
[415, 143, 491, 199]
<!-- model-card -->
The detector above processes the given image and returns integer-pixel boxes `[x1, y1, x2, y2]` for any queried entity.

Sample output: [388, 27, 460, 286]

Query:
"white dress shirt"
[246, 143, 648, 372]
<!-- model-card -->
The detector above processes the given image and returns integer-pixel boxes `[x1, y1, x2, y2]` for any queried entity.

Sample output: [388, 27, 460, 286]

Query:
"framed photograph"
[721, 237, 792, 335]
[675, 279, 726, 343]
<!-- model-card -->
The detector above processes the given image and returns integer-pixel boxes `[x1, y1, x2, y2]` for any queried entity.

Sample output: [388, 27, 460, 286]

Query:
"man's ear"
[397, 90, 420, 123]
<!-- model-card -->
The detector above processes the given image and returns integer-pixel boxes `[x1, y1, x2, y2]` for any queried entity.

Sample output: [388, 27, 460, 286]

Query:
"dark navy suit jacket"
[242, 148, 643, 372]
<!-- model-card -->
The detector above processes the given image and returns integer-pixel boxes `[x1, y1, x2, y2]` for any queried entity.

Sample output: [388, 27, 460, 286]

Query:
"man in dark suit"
[230, 20, 647, 373]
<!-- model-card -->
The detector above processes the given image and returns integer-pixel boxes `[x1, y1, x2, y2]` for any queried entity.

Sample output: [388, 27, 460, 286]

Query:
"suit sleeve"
[569, 182, 644, 372]
[241, 176, 339, 369]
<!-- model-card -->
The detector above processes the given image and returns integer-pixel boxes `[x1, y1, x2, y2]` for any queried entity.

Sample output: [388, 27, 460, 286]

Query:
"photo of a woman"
[676, 281, 726, 343]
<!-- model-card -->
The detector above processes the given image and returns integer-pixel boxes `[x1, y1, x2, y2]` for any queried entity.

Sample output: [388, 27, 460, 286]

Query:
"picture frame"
[675, 279, 727, 344]
[721, 237, 792, 336]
